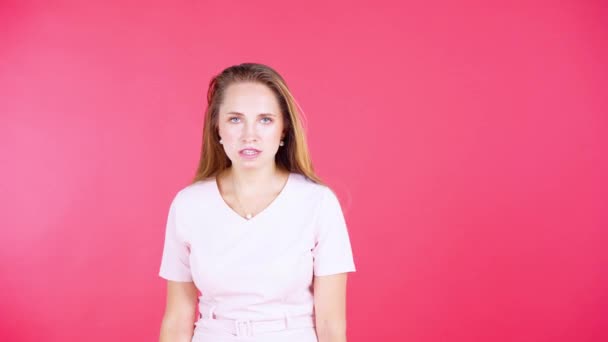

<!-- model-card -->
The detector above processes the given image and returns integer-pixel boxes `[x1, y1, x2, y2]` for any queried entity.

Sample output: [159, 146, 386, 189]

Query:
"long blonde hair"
[192, 63, 324, 185]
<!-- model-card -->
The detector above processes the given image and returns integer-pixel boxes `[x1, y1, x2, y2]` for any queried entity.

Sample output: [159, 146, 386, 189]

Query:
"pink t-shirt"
[158, 172, 356, 323]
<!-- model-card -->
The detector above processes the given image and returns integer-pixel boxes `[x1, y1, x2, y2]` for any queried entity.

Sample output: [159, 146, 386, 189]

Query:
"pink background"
[1, 1, 607, 341]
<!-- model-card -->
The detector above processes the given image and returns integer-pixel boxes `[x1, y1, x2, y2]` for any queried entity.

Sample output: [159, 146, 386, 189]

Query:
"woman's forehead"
[221, 82, 280, 114]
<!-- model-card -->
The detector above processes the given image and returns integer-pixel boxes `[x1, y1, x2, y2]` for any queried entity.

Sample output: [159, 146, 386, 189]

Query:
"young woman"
[158, 63, 356, 342]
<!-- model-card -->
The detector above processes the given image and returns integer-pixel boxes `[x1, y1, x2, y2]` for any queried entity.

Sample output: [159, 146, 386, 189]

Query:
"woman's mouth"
[239, 148, 261, 159]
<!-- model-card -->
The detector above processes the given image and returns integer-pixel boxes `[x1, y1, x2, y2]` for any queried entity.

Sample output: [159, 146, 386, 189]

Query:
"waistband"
[198, 303, 316, 337]
[199, 315, 315, 337]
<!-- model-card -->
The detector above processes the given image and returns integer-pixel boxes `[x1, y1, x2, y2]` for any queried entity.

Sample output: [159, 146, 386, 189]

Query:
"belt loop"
[281, 297, 290, 329]
[234, 319, 252, 337]
[207, 305, 216, 319]
[283, 309, 290, 329]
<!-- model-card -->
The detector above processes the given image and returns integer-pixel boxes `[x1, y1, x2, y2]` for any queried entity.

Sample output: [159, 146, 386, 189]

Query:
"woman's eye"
[261, 117, 272, 124]
[229, 117, 240, 123]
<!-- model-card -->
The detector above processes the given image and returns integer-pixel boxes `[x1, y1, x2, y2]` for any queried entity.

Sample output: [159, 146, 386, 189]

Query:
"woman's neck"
[226, 165, 288, 197]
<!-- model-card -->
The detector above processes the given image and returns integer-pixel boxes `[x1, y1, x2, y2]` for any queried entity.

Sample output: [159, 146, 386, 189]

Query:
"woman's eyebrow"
[225, 111, 277, 117]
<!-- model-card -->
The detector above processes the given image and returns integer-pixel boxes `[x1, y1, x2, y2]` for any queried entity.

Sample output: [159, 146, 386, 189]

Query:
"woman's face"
[217, 82, 285, 170]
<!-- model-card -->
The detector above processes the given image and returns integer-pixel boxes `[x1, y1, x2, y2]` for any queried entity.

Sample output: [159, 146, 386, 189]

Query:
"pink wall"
[1, 1, 607, 341]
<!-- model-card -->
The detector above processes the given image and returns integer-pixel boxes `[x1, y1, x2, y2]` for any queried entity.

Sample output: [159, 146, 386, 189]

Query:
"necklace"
[230, 174, 254, 220]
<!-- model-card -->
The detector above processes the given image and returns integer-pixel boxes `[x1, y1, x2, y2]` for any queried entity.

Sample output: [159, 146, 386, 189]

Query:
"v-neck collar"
[213, 172, 293, 224]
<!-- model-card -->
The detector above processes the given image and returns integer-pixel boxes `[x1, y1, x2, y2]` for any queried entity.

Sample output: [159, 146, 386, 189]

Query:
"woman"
[158, 63, 356, 342]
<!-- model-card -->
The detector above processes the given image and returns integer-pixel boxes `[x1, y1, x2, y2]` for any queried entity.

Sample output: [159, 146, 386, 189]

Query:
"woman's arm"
[159, 280, 198, 342]
[313, 273, 349, 342]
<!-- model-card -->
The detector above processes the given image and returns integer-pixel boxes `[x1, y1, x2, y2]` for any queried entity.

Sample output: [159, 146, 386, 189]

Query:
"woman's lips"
[239, 148, 261, 159]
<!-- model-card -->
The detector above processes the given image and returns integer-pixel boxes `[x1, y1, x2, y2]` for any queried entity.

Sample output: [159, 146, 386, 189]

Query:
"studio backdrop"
[1, 1, 606, 341]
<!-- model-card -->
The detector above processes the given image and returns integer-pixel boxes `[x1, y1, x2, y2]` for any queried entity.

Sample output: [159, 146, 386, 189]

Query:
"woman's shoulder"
[288, 173, 347, 221]
[289, 172, 335, 200]
[170, 177, 216, 208]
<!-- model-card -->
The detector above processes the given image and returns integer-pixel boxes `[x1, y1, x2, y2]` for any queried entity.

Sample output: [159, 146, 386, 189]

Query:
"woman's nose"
[241, 122, 258, 141]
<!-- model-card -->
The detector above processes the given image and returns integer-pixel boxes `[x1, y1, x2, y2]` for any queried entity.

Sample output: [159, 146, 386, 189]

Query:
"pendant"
[245, 213, 253, 220]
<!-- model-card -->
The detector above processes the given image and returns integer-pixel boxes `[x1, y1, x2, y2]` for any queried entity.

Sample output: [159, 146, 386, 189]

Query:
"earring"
[279, 140, 284, 146]
[219, 139, 223, 144]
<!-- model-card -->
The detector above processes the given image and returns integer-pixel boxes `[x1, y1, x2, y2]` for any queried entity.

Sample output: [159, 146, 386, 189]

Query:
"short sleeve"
[312, 188, 356, 276]
[158, 194, 193, 282]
